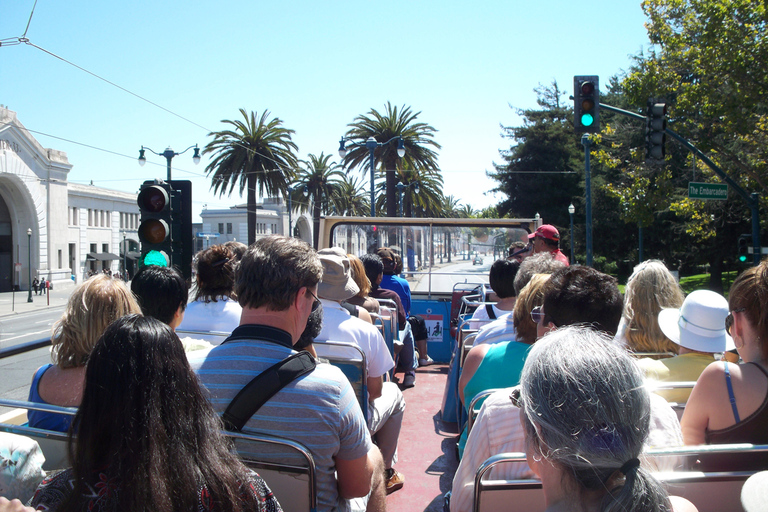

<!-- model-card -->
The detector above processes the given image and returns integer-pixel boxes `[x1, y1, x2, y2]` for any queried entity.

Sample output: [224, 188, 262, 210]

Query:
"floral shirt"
[28, 467, 282, 512]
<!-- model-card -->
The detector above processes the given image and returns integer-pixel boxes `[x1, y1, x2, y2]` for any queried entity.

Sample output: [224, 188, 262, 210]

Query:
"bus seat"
[0, 399, 75, 471]
[466, 388, 504, 438]
[449, 283, 485, 339]
[226, 430, 318, 512]
[312, 340, 369, 422]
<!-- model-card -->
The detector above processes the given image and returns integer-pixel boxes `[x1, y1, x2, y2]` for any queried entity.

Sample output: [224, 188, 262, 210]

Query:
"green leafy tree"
[204, 109, 298, 245]
[390, 163, 444, 217]
[343, 102, 441, 217]
[333, 175, 369, 216]
[294, 152, 345, 248]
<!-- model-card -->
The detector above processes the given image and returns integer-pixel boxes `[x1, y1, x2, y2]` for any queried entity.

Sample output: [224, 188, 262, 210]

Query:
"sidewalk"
[0, 285, 74, 318]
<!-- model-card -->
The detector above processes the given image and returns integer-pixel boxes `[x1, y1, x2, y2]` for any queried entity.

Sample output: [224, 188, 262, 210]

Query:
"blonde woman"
[27, 274, 141, 432]
[616, 260, 684, 354]
[345, 253, 380, 315]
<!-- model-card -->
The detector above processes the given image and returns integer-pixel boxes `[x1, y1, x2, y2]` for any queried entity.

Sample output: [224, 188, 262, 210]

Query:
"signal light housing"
[738, 234, 750, 263]
[646, 100, 668, 162]
[574, 76, 600, 133]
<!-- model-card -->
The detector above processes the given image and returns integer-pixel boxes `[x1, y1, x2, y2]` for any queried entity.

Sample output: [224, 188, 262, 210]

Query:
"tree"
[204, 109, 298, 245]
[294, 152, 345, 249]
[343, 102, 441, 217]
[333, 175, 369, 216]
[390, 164, 444, 217]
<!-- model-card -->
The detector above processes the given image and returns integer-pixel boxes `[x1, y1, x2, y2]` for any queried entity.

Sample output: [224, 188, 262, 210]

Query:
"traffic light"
[738, 234, 750, 263]
[646, 100, 667, 161]
[137, 180, 194, 280]
[574, 76, 600, 133]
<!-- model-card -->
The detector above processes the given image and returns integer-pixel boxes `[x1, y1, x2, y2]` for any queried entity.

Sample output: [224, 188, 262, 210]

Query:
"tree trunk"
[247, 172, 257, 245]
[312, 193, 321, 250]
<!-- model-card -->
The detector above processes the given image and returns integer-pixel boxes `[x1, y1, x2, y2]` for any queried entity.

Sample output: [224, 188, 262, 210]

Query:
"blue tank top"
[27, 364, 73, 433]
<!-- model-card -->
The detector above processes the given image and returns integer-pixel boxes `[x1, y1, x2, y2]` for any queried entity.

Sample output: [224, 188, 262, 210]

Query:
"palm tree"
[204, 109, 298, 245]
[394, 165, 444, 217]
[333, 175, 370, 216]
[343, 102, 441, 217]
[294, 152, 345, 248]
[457, 204, 477, 218]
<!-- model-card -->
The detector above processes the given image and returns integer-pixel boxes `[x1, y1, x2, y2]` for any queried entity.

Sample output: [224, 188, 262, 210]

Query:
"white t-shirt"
[177, 296, 242, 334]
[468, 303, 511, 330]
[472, 313, 516, 346]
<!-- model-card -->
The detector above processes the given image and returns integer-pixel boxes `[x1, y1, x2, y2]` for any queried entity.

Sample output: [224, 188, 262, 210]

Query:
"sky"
[1, 0, 652, 223]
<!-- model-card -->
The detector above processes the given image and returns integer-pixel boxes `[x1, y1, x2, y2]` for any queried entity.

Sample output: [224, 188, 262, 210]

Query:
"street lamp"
[396, 181, 420, 218]
[138, 144, 201, 181]
[568, 204, 575, 265]
[338, 136, 405, 217]
[287, 184, 308, 237]
[27, 228, 32, 303]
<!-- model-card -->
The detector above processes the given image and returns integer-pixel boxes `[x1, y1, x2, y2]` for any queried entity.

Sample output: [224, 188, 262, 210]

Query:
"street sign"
[688, 182, 727, 200]
[196, 232, 221, 237]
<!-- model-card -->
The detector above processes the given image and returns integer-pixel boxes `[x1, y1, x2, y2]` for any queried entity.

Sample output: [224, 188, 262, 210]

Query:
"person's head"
[539, 266, 623, 338]
[519, 326, 671, 512]
[507, 241, 530, 262]
[658, 290, 731, 354]
[528, 224, 560, 254]
[622, 260, 684, 354]
[393, 252, 403, 274]
[295, 300, 324, 351]
[223, 240, 248, 262]
[317, 247, 359, 301]
[489, 259, 521, 299]
[728, 259, 768, 358]
[52, 275, 141, 369]
[70, 314, 257, 512]
[513, 252, 566, 296]
[377, 247, 397, 275]
[236, 236, 322, 312]
[347, 254, 372, 298]
[512, 274, 551, 344]
[194, 244, 237, 302]
[361, 253, 384, 290]
[131, 265, 188, 328]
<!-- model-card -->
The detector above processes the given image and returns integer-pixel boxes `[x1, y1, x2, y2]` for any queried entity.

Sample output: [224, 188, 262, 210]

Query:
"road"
[0, 307, 63, 414]
[411, 256, 491, 294]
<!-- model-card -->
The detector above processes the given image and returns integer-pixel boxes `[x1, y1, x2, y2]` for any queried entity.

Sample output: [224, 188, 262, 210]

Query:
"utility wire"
[22, 0, 39, 38]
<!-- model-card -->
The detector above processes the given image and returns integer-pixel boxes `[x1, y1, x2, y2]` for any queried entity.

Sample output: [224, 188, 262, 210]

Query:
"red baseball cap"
[528, 224, 560, 241]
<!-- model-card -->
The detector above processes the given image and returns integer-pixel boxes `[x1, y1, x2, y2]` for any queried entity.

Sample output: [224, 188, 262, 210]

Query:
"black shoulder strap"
[486, 304, 497, 319]
[223, 351, 316, 432]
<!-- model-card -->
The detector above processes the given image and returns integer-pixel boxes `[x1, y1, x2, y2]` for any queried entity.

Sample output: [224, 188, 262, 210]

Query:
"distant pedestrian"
[38, 279, 45, 295]
[32, 277, 39, 295]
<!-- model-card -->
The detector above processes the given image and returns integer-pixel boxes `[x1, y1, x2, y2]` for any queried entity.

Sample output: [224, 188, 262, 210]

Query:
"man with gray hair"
[191, 236, 386, 512]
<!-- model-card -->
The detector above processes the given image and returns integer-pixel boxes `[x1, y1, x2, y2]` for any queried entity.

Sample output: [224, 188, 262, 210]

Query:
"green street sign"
[689, 182, 727, 200]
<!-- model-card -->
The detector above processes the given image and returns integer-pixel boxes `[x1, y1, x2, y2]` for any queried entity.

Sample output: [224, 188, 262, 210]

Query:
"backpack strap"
[485, 304, 497, 319]
[223, 351, 316, 432]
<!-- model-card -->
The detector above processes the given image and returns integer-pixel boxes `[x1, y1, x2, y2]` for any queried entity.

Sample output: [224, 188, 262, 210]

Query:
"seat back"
[466, 388, 504, 437]
[312, 340, 369, 422]
[449, 283, 485, 339]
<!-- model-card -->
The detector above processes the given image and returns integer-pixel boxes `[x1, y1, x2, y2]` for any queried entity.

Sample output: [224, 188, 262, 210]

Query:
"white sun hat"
[658, 289, 734, 353]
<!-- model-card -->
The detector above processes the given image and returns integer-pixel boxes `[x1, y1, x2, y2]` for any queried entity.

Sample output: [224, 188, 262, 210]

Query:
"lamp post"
[568, 204, 575, 265]
[27, 228, 32, 303]
[138, 144, 201, 181]
[338, 136, 405, 217]
[287, 185, 308, 237]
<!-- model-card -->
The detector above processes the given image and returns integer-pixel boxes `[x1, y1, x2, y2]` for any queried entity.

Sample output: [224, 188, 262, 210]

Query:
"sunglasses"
[725, 308, 746, 336]
[308, 289, 321, 311]
[530, 306, 545, 324]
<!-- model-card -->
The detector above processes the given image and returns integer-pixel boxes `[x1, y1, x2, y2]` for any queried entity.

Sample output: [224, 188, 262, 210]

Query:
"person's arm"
[335, 445, 383, 499]
[458, 344, 490, 406]
[367, 374, 383, 401]
[680, 362, 724, 445]
[0, 498, 34, 512]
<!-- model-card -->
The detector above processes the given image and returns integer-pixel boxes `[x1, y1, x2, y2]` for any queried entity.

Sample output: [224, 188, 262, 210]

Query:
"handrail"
[0, 338, 52, 359]
[466, 388, 503, 435]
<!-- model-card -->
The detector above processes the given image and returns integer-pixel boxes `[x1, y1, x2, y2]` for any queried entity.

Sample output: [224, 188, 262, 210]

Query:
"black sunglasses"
[308, 289, 321, 311]
[725, 308, 746, 336]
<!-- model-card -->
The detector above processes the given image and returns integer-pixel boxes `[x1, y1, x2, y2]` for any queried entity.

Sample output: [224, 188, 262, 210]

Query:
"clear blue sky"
[1, 0, 651, 222]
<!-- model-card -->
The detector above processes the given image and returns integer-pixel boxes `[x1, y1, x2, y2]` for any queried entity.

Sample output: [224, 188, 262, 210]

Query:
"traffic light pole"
[581, 134, 593, 267]
[599, 102, 762, 266]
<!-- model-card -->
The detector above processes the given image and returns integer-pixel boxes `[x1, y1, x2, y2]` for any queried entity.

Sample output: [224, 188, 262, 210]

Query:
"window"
[88, 209, 92, 226]
[106, 211, 111, 227]
[72, 207, 78, 226]
[227, 223, 232, 234]
[58, 250, 62, 269]
[218, 223, 224, 234]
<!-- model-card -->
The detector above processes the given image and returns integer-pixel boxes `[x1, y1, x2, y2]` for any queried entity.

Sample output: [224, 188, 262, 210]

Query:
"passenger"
[27, 275, 141, 432]
[527, 224, 569, 266]
[29, 315, 282, 512]
[682, 260, 768, 448]
[223, 240, 248, 262]
[614, 259, 684, 354]
[451, 266, 683, 512]
[315, 248, 406, 495]
[361, 253, 406, 331]
[472, 252, 564, 346]
[345, 254, 381, 315]
[507, 240, 530, 262]
[376, 248, 411, 315]
[467, 259, 519, 329]
[131, 265, 213, 352]
[518, 327, 695, 512]
[0, 498, 33, 512]
[178, 244, 242, 334]
[641, 290, 731, 404]
[294, 298, 324, 359]
[191, 236, 385, 512]
[456, 274, 550, 458]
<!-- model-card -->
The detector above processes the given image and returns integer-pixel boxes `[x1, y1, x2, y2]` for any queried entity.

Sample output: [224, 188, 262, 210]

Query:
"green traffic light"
[581, 113, 594, 127]
[739, 255, 748, 262]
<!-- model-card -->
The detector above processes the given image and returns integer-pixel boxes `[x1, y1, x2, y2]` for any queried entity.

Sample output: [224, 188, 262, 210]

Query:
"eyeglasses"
[725, 308, 746, 336]
[530, 306, 545, 324]
[308, 289, 321, 311]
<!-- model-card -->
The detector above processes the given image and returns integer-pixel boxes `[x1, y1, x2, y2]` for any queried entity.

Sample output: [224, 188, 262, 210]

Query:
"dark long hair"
[64, 315, 258, 512]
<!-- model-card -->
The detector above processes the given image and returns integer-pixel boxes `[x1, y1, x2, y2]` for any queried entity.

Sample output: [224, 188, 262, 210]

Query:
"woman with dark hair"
[178, 244, 242, 334]
[29, 315, 281, 512]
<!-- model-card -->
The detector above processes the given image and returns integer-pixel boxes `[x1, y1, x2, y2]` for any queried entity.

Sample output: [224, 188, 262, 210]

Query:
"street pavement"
[0, 285, 73, 319]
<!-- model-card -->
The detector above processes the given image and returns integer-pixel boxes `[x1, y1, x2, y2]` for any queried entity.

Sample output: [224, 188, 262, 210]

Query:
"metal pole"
[288, 187, 293, 237]
[166, 154, 172, 181]
[638, 223, 644, 263]
[569, 211, 575, 264]
[369, 144, 376, 217]
[752, 192, 761, 265]
[581, 134, 593, 267]
[27, 229, 32, 303]
[123, 234, 127, 280]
